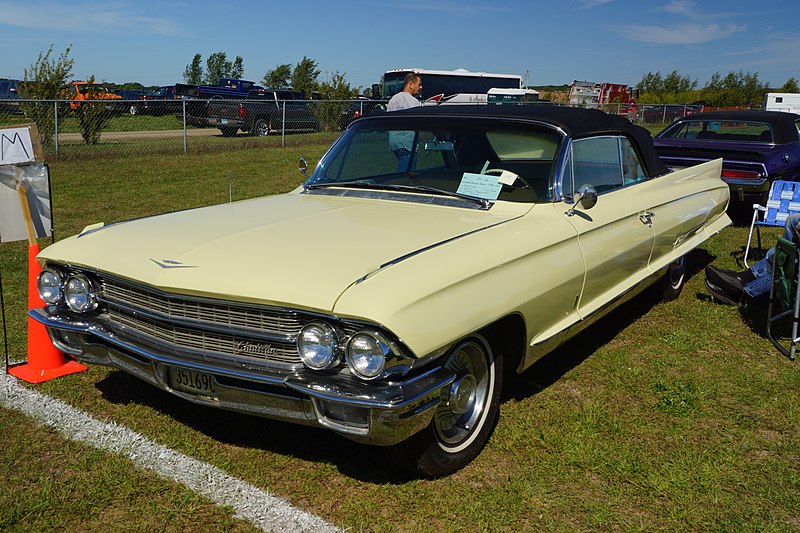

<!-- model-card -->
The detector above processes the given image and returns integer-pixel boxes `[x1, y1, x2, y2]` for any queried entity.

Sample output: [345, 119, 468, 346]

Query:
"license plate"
[220, 118, 228, 124]
[168, 367, 218, 398]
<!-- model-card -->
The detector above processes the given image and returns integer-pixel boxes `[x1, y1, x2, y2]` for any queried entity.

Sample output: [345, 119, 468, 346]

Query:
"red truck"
[568, 80, 638, 117]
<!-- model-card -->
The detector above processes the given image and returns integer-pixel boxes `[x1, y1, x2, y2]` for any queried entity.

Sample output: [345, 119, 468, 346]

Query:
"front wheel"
[386, 334, 502, 478]
[129, 104, 138, 115]
[660, 255, 687, 301]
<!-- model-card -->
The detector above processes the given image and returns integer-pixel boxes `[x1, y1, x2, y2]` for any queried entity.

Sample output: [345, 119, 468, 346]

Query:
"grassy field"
[1, 134, 798, 531]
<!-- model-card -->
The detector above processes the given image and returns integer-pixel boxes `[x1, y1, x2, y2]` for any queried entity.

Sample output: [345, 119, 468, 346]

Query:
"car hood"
[39, 191, 529, 312]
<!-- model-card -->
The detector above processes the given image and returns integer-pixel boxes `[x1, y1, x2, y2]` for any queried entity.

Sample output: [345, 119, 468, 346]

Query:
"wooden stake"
[16, 181, 37, 246]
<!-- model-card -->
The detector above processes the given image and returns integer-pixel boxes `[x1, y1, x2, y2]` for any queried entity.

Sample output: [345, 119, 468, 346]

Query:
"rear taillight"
[721, 169, 761, 180]
[238, 104, 246, 118]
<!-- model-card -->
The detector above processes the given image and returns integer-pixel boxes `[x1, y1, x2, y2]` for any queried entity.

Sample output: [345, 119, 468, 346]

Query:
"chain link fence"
[0, 98, 393, 161]
[0, 97, 731, 165]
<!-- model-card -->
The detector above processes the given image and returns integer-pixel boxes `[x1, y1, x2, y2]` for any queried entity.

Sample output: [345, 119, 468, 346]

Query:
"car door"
[561, 135, 655, 319]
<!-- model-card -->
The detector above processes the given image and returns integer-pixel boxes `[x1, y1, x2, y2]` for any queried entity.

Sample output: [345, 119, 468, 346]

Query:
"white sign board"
[0, 127, 36, 165]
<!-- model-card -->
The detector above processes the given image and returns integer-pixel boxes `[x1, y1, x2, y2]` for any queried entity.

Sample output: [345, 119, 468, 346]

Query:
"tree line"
[182, 52, 361, 100]
[636, 70, 799, 107]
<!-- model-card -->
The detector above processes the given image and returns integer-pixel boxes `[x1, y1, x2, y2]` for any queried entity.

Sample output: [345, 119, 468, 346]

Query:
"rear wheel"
[386, 334, 502, 478]
[253, 119, 272, 137]
[661, 255, 687, 301]
[129, 104, 138, 115]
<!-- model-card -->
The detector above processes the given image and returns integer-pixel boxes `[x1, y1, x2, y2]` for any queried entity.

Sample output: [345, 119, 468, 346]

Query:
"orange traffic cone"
[8, 243, 87, 383]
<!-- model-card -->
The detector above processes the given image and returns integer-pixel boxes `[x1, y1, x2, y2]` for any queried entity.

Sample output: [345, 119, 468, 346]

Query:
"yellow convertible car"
[31, 106, 730, 477]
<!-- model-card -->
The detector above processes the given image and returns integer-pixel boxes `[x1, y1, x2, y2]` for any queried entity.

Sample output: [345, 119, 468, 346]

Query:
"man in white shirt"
[387, 73, 423, 111]
[387, 73, 423, 170]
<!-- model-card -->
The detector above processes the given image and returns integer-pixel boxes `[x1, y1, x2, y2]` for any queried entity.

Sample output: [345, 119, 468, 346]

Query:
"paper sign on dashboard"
[457, 172, 502, 200]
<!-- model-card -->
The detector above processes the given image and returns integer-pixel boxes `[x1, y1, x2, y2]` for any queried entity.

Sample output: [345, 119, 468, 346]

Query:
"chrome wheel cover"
[434, 338, 494, 452]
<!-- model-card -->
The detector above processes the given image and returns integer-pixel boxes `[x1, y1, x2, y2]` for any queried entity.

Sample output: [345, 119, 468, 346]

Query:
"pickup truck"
[176, 78, 263, 126]
[65, 81, 122, 111]
[205, 89, 319, 136]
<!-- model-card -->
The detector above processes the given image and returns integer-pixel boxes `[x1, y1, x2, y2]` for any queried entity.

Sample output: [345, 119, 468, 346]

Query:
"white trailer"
[765, 93, 800, 114]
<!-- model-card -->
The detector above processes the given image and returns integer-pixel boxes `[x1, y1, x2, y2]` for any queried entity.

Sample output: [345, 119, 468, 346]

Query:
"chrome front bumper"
[30, 307, 455, 446]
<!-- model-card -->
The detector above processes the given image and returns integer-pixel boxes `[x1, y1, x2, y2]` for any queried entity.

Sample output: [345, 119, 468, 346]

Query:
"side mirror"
[574, 185, 598, 210]
[566, 184, 598, 216]
[299, 157, 310, 179]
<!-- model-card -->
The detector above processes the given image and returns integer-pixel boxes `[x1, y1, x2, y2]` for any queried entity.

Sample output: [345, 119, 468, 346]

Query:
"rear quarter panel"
[648, 158, 730, 271]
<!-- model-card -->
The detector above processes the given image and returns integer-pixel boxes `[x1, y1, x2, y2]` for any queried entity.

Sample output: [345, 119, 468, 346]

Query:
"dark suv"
[0, 79, 23, 114]
[132, 85, 182, 116]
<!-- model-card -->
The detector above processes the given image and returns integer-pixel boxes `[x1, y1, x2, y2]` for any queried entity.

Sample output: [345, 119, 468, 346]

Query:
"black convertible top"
[668, 110, 800, 145]
[379, 104, 669, 177]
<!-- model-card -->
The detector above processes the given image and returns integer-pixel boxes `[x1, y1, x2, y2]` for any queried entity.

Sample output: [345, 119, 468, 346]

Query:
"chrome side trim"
[358, 214, 526, 283]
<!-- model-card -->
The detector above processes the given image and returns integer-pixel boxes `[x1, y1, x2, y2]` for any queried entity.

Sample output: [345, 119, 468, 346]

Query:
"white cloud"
[0, 1, 183, 36]
[580, 0, 613, 8]
[656, 0, 697, 17]
[610, 23, 745, 45]
[383, 1, 510, 15]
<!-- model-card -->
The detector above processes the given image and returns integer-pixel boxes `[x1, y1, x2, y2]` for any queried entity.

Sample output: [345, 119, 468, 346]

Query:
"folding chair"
[744, 180, 800, 268]
[766, 237, 800, 360]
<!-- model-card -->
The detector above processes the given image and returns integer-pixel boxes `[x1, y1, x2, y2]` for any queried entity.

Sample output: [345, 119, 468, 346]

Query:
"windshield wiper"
[305, 181, 492, 209]
[397, 184, 492, 209]
[305, 181, 380, 191]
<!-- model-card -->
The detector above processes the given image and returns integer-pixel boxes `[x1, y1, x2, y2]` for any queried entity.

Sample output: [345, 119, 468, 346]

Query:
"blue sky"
[1, 0, 798, 91]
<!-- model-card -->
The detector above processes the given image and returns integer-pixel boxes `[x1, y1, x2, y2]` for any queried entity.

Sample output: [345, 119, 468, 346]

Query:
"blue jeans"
[744, 213, 800, 298]
[393, 148, 410, 172]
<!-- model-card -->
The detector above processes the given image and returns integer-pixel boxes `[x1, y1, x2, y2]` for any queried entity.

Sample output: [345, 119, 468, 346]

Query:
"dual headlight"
[297, 322, 400, 380]
[37, 268, 99, 313]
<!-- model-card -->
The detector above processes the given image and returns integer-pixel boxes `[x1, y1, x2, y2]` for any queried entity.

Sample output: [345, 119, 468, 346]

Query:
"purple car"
[653, 110, 800, 206]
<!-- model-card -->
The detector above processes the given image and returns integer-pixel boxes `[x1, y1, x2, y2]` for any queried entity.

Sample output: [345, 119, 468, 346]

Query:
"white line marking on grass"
[0, 372, 339, 533]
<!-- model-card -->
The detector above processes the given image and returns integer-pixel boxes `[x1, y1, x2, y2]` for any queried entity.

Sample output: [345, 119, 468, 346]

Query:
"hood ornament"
[150, 258, 198, 269]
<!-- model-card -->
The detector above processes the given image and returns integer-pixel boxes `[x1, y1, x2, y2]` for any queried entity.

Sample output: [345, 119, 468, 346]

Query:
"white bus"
[380, 68, 537, 104]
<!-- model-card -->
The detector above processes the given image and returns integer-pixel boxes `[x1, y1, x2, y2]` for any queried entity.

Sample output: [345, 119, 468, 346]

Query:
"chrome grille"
[102, 281, 304, 336]
[106, 308, 299, 364]
[98, 276, 305, 367]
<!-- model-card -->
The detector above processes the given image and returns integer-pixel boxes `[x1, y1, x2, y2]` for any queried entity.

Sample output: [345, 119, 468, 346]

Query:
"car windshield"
[660, 120, 773, 143]
[305, 117, 562, 203]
